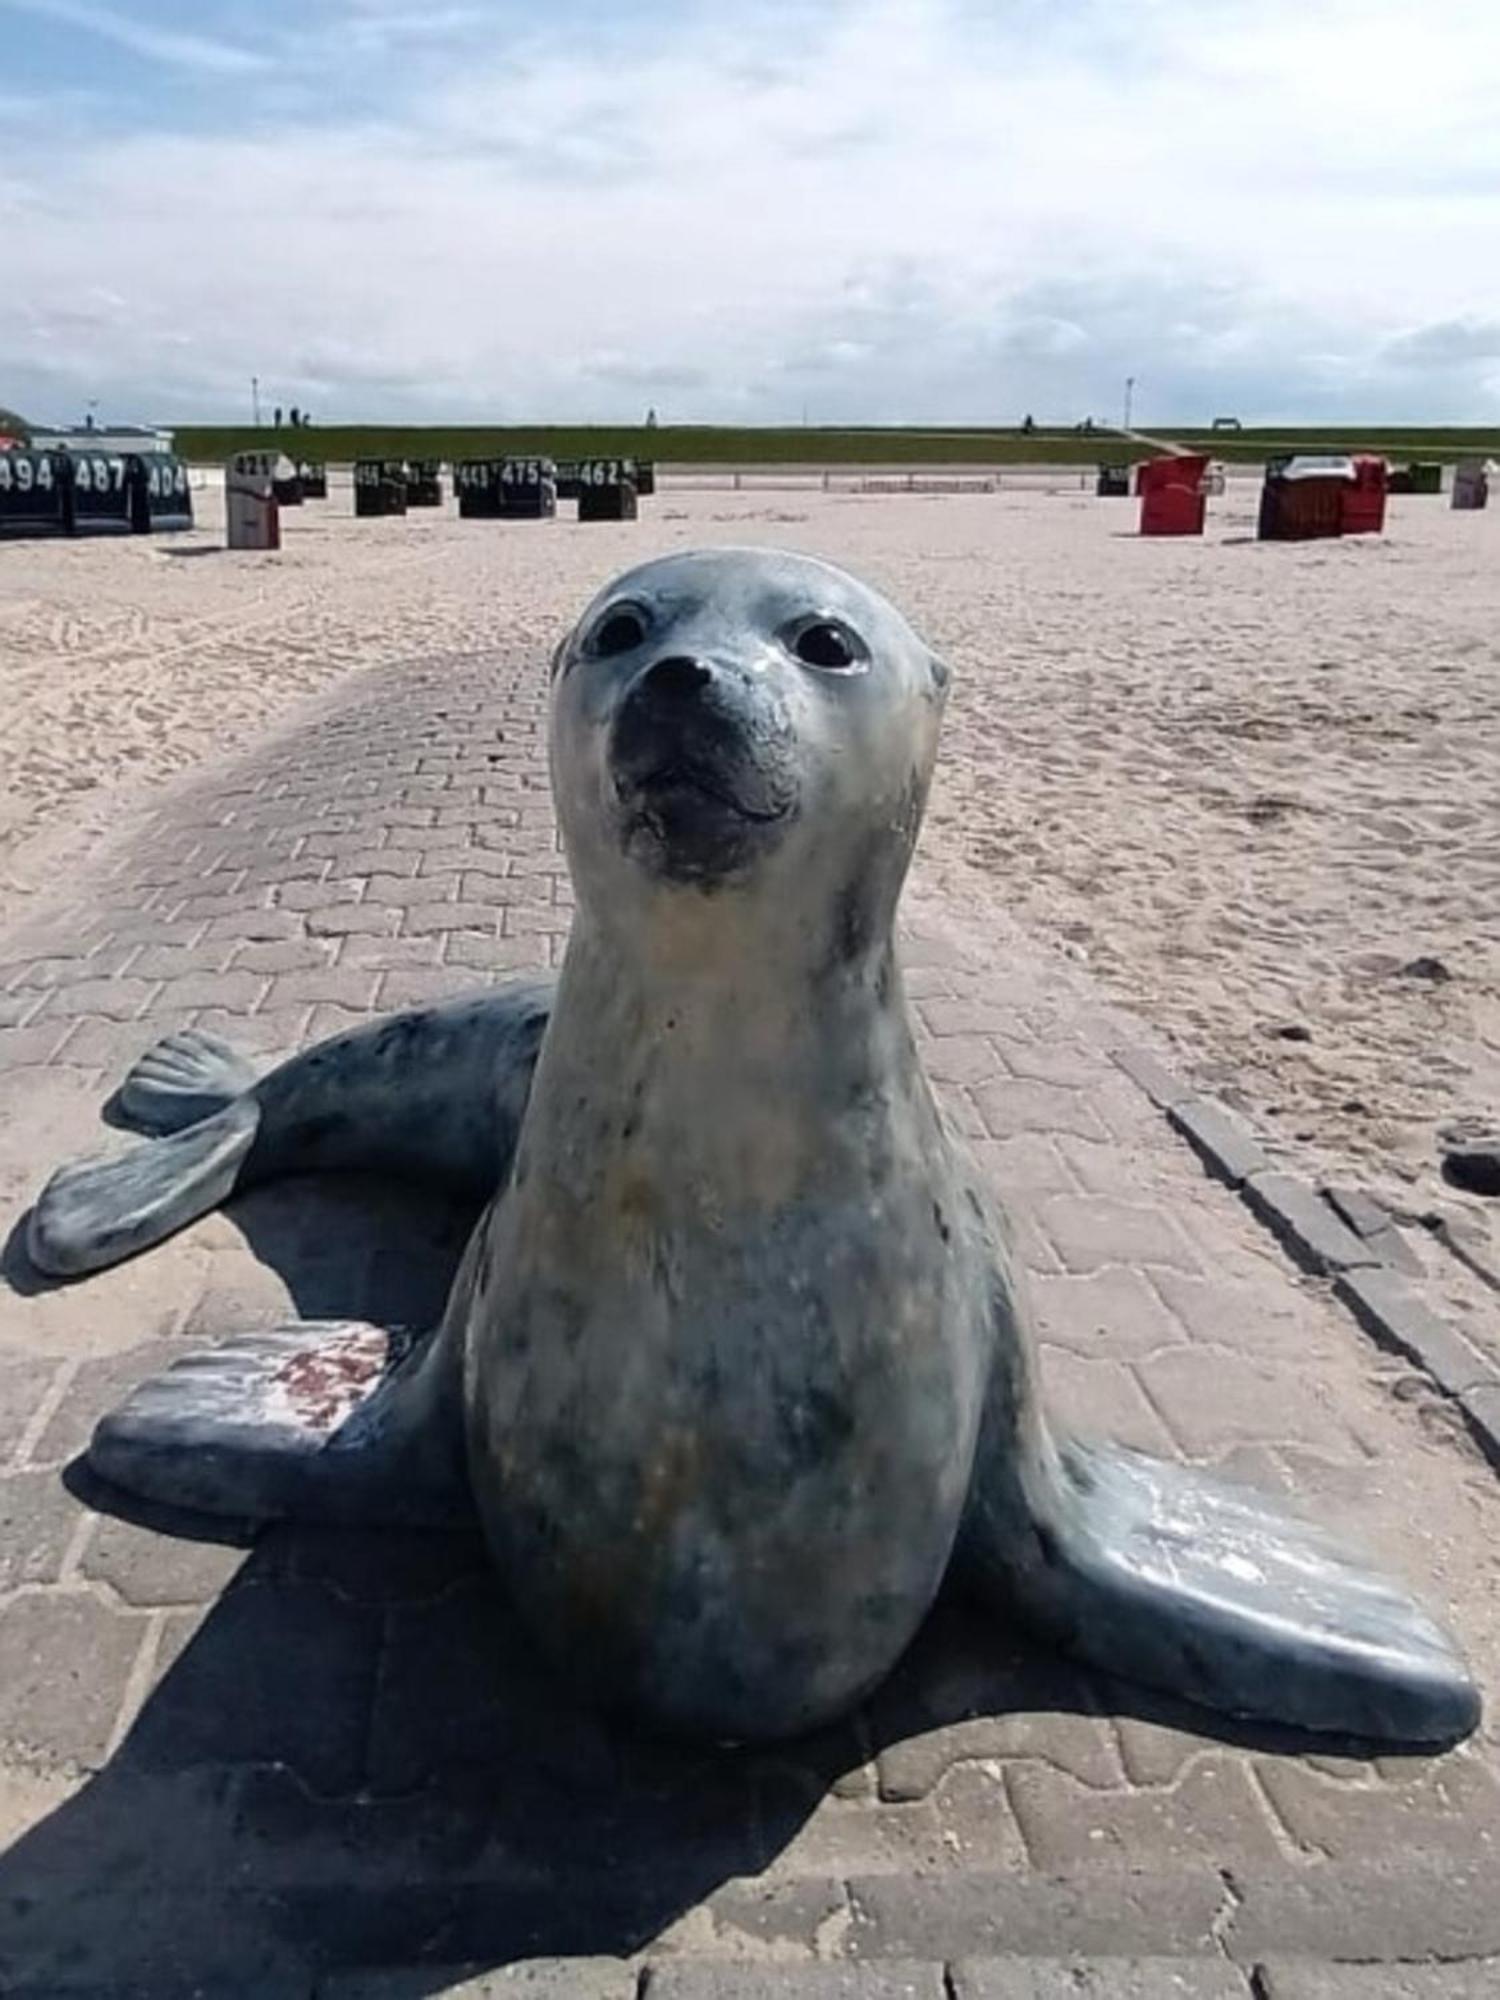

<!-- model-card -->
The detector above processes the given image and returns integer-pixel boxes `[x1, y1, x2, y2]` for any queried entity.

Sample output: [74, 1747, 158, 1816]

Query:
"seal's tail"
[27, 1097, 260, 1279]
[969, 1434, 1480, 1747]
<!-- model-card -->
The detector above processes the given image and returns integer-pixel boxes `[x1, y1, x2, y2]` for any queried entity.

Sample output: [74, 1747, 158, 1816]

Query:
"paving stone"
[992, 1042, 1108, 1092]
[1167, 1098, 1270, 1189]
[1224, 1859, 1500, 1961]
[442, 933, 550, 973]
[967, 1136, 1078, 1202]
[1008, 1757, 1285, 1870]
[1255, 1749, 1500, 1861]
[920, 1034, 1007, 1088]
[304, 905, 403, 939]
[1109, 1046, 1194, 1110]
[0, 987, 44, 1028]
[1049, 1136, 1146, 1198]
[83, 1509, 256, 1608]
[339, 932, 446, 970]
[154, 970, 272, 1012]
[319, 1959, 638, 1996]
[847, 1869, 1228, 1958]
[1038, 1195, 1201, 1275]
[764, 1759, 1026, 1873]
[266, 967, 382, 1010]
[1258, 1961, 1500, 1998]
[953, 1963, 1252, 1998]
[973, 1080, 1111, 1144]
[1242, 1173, 1377, 1277]
[1334, 1267, 1493, 1399]
[403, 900, 501, 936]
[1459, 1381, 1500, 1468]
[232, 938, 339, 975]
[0, 1591, 146, 1768]
[0, 1468, 79, 1588]
[367, 1577, 620, 1800]
[867, 1596, 1118, 1794]
[378, 966, 497, 1008]
[1135, 1348, 1357, 1455]
[0, 1017, 77, 1067]
[502, 905, 572, 937]
[126, 940, 238, 980]
[38, 975, 160, 1022]
[276, 877, 363, 912]
[130, 1579, 380, 1793]
[1039, 1350, 1179, 1454]
[1144, 1269, 1320, 1361]
[205, 906, 306, 941]
[0, 1355, 64, 1463]
[646, 1970, 945, 1997]
[1028, 1267, 1186, 1362]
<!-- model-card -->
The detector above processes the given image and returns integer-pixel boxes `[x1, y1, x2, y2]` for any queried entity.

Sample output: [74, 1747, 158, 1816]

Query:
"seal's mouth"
[615, 757, 794, 884]
[626, 757, 791, 825]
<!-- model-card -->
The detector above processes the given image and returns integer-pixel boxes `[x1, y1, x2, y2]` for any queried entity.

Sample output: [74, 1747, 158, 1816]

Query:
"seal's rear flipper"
[27, 1099, 259, 1278]
[967, 1436, 1480, 1747]
[88, 1320, 471, 1527]
[116, 1028, 258, 1134]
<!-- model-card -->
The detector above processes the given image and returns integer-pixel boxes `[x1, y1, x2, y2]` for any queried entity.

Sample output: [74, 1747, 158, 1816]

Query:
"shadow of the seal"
[0, 1176, 1398, 1991]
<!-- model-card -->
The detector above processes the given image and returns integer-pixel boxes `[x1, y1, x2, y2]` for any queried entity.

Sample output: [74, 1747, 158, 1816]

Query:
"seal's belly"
[463, 1207, 985, 1741]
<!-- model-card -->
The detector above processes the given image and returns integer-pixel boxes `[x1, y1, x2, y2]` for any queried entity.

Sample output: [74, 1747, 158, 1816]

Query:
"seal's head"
[549, 549, 949, 949]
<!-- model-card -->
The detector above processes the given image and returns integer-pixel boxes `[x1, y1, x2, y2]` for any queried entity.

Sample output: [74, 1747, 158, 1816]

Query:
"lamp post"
[251, 376, 262, 427]
[1123, 376, 1136, 431]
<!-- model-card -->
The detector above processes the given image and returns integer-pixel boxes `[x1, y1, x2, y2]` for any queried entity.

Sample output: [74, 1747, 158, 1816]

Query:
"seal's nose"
[639, 656, 712, 705]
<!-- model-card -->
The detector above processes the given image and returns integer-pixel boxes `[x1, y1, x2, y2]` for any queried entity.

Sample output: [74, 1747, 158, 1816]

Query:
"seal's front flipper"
[89, 1319, 470, 1527]
[116, 1028, 258, 1134]
[966, 1433, 1480, 1747]
[27, 1099, 259, 1279]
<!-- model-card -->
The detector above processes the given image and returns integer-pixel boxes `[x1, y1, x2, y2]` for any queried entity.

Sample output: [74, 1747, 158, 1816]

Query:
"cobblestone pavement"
[0, 648, 1496, 1994]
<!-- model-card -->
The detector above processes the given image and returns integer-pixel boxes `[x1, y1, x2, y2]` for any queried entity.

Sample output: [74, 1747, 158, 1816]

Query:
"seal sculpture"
[27, 549, 1480, 1747]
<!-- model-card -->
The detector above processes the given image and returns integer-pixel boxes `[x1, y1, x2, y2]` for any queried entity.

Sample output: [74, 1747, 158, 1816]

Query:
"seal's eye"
[783, 615, 868, 674]
[587, 602, 652, 658]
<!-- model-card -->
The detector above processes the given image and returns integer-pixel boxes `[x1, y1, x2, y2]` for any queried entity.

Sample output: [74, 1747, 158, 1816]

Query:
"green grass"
[171, 421, 1500, 468]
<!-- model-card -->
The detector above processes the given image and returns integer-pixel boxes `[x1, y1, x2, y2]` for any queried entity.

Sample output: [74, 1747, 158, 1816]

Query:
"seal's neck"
[518, 905, 927, 1209]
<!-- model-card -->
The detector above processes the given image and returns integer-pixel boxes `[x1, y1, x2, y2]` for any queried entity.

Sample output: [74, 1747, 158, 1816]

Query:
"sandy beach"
[2, 471, 1496, 1225]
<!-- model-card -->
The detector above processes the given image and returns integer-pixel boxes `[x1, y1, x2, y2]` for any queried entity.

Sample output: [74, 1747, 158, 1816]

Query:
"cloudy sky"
[2, 0, 1498, 427]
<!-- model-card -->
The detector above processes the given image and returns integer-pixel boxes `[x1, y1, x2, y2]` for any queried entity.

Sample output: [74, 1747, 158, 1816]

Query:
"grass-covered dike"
[173, 422, 1500, 469]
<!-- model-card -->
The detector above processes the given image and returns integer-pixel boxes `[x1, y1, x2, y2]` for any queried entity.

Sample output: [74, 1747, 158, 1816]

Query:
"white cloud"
[2, 0, 1498, 423]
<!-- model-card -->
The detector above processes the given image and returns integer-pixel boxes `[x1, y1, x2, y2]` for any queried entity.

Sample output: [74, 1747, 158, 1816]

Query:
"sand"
[1, 469, 1496, 1229]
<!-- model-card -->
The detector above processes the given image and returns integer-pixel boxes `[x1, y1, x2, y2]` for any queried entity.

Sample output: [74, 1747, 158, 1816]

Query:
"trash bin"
[1096, 464, 1130, 497]
[132, 453, 194, 533]
[0, 448, 70, 538]
[1341, 455, 1388, 535]
[579, 478, 639, 522]
[64, 448, 136, 535]
[497, 457, 557, 519]
[298, 462, 328, 500]
[354, 459, 408, 517]
[225, 455, 280, 550]
[456, 459, 505, 518]
[1258, 456, 1356, 541]
[1451, 461, 1490, 511]
[405, 460, 443, 507]
[1138, 454, 1209, 536]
